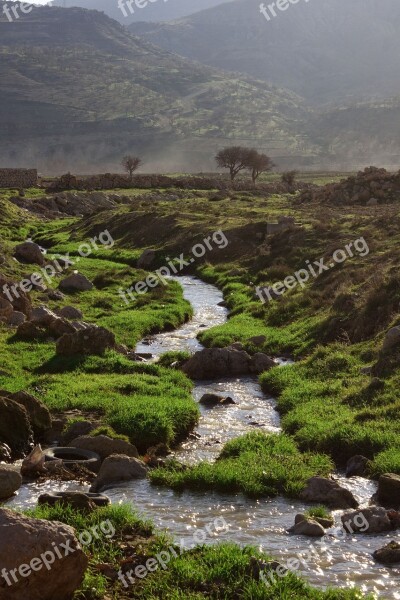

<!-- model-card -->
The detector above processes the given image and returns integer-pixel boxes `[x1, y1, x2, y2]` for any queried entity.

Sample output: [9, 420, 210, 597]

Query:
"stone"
[300, 477, 359, 509]
[56, 325, 115, 356]
[0, 442, 12, 463]
[21, 445, 46, 477]
[16, 320, 43, 340]
[377, 473, 400, 508]
[289, 518, 325, 537]
[250, 352, 275, 374]
[40, 491, 98, 513]
[382, 326, 400, 353]
[57, 305, 83, 320]
[48, 317, 77, 338]
[59, 273, 93, 292]
[0, 297, 13, 320]
[0, 508, 88, 600]
[137, 249, 156, 268]
[14, 241, 45, 265]
[0, 397, 33, 459]
[30, 306, 58, 325]
[62, 420, 94, 444]
[90, 454, 148, 492]
[248, 335, 266, 347]
[345, 455, 369, 478]
[7, 311, 26, 326]
[68, 435, 139, 463]
[0, 390, 52, 438]
[182, 347, 252, 379]
[341, 507, 392, 534]
[373, 541, 400, 564]
[199, 393, 225, 406]
[0, 465, 22, 499]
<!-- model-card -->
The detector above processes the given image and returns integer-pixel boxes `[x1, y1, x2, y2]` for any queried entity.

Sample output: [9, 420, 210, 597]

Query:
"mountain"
[130, 0, 400, 104]
[53, 0, 233, 23]
[0, 3, 312, 172]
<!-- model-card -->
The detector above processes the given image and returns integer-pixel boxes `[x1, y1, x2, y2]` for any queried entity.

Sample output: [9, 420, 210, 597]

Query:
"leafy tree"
[246, 150, 274, 185]
[215, 146, 251, 181]
[122, 155, 142, 180]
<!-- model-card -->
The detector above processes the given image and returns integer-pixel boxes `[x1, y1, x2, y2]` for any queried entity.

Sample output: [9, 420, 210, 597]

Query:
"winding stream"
[7, 277, 400, 598]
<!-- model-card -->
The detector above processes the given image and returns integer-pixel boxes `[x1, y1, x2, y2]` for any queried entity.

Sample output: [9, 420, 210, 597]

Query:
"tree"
[122, 155, 142, 180]
[281, 170, 298, 192]
[246, 150, 274, 186]
[215, 146, 251, 182]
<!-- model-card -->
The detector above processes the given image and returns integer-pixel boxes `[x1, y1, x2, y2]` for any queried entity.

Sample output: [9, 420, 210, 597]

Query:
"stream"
[7, 276, 400, 598]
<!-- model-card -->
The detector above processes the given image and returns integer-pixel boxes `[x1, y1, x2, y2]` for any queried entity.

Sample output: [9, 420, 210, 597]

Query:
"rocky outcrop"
[59, 273, 93, 292]
[300, 477, 359, 509]
[182, 347, 275, 380]
[0, 397, 33, 459]
[377, 473, 400, 509]
[0, 465, 22, 499]
[0, 508, 88, 600]
[0, 390, 52, 438]
[68, 435, 139, 463]
[14, 241, 45, 266]
[56, 325, 116, 356]
[90, 454, 148, 492]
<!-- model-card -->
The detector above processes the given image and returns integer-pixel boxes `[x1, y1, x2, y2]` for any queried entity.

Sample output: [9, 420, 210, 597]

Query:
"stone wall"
[0, 169, 38, 189]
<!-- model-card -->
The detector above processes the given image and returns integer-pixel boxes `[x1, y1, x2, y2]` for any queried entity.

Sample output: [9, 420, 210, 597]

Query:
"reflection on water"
[7, 276, 400, 598]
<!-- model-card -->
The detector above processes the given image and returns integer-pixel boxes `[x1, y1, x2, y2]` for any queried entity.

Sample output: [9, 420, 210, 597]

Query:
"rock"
[21, 445, 46, 477]
[57, 306, 83, 320]
[47, 289, 65, 300]
[382, 326, 400, 353]
[342, 507, 392, 534]
[373, 541, 400, 564]
[0, 442, 12, 463]
[289, 518, 325, 537]
[295, 513, 334, 529]
[198, 394, 235, 406]
[48, 317, 77, 338]
[377, 473, 400, 508]
[39, 491, 98, 513]
[0, 507, 88, 600]
[250, 352, 275, 374]
[137, 249, 156, 268]
[0, 390, 52, 437]
[90, 454, 148, 492]
[182, 347, 252, 379]
[248, 335, 266, 347]
[229, 342, 244, 351]
[31, 306, 58, 325]
[69, 435, 139, 463]
[300, 477, 359, 509]
[16, 320, 43, 340]
[0, 297, 13, 320]
[0, 465, 22, 499]
[56, 325, 116, 356]
[0, 397, 33, 459]
[346, 455, 369, 478]
[7, 311, 26, 326]
[0, 275, 32, 318]
[59, 273, 93, 292]
[14, 241, 45, 266]
[62, 421, 94, 444]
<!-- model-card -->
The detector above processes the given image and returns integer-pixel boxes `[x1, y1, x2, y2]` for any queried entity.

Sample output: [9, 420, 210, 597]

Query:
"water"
[7, 276, 400, 598]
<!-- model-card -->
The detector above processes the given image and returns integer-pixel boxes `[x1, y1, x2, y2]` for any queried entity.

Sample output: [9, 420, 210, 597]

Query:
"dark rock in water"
[341, 507, 392, 534]
[300, 477, 359, 509]
[377, 473, 400, 509]
[90, 454, 148, 492]
[346, 455, 369, 478]
[38, 491, 109, 512]
[373, 541, 400, 564]
[199, 393, 236, 406]
[0, 397, 33, 459]
[288, 518, 325, 537]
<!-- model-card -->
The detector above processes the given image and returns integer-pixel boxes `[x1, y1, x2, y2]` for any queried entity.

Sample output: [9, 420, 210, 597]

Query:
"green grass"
[150, 432, 333, 499]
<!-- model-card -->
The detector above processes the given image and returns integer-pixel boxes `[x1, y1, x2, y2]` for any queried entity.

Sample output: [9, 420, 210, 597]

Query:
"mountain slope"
[0, 3, 312, 171]
[54, 0, 233, 23]
[130, 0, 400, 104]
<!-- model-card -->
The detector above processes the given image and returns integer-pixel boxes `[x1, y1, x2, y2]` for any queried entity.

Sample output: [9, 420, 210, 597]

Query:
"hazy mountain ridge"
[130, 0, 400, 104]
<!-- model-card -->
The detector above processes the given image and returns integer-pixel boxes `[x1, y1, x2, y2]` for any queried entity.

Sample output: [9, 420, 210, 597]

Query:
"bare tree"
[122, 155, 142, 180]
[246, 150, 275, 186]
[215, 146, 251, 181]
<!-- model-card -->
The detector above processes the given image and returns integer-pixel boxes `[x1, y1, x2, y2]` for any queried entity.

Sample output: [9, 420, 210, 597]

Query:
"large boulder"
[182, 347, 252, 379]
[0, 397, 33, 459]
[0, 391, 51, 438]
[341, 507, 392, 534]
[31, 306, 58, 326]
[90, 454, 148, 492]
[0, 465, 22, 499]
[250, 353, 276, 374]
[56, 326, 115, 356]
[59, 273, 93, 292]
[377, 473, 400, 509]
[0, 508, 88, 600]
[300, 477, 359, 509]
[14, 241, 45, 266]
[69, 435, 139, 464]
